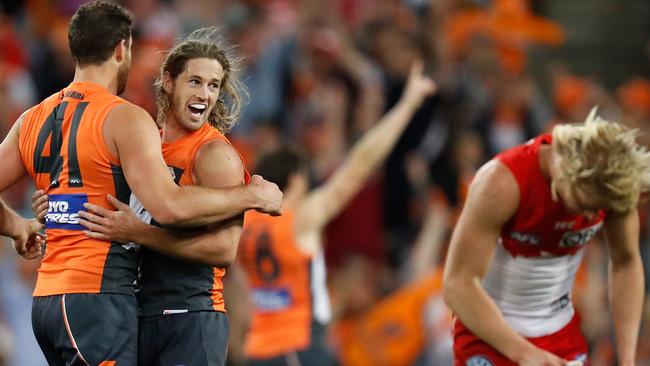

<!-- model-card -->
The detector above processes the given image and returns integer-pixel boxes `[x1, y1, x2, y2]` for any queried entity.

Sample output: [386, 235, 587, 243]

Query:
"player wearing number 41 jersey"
[444, 109, 650, 366]
[30, 28, 256, 366]
[21, 81, 136, 296]
[6, 2, 282, 365]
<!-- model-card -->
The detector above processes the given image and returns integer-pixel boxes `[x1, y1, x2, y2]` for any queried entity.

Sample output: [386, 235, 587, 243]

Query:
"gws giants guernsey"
[19, 82, 137, 296]
[238, 209, 332, 358]
[134, 123, 250, 316]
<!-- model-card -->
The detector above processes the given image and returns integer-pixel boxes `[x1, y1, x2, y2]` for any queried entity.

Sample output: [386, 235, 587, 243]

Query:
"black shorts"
[138, 311, 229, 366]
[32, 293, 138, 366]
[246, 322, 337, 366]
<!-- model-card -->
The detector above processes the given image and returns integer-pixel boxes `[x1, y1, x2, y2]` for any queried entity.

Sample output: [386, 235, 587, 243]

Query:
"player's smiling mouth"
[187, 103, 207, 119]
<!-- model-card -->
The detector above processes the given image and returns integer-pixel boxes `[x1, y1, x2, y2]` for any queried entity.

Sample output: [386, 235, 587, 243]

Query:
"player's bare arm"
[1, 198, 44, 259]
[407, 202, 450, 281]
[295, 62, 436, 240]
[443, 161, 567, 366]
[77, 196, 238, 267]
[0, 112, 44, 258]
[104, 103, 282, 226]
[603, 210, 643, 366]
[75, 140, 246, 266]
[221, 263, 252, 363]
[0, 113, 30, 193]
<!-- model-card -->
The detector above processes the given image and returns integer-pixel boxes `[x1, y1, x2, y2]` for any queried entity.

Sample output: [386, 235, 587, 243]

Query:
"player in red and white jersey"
[444, 108, 650, 366]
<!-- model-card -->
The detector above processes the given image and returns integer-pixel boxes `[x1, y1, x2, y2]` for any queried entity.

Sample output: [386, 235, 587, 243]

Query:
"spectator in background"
[617, 77, 650, 147]
[330, 198, 453, 366]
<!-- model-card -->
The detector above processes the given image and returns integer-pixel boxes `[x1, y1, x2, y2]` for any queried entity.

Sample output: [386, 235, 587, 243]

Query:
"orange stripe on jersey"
[238, 210, 313, 358]
[161, 122, 250, 313]
[18, 82, 137, 296]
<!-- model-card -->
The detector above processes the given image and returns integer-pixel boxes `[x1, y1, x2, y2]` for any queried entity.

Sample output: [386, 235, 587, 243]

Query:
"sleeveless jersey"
[238, 210, 332, 358]
[136, 122, 250, 316]
[18, 82, 137, 296]
[460, 134, 605, 337]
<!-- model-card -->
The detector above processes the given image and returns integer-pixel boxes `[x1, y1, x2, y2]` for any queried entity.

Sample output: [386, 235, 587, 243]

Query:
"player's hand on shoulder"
[249, 175, 283, 216]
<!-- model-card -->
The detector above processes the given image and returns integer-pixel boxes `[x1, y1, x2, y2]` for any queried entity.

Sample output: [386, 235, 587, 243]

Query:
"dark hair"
[68, 1, 133, 67]
[255, 147, 307, 192]
[155, 27, 247, 133]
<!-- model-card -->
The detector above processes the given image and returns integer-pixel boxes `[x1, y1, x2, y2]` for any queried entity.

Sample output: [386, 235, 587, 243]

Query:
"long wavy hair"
[154, 27, 247, 133]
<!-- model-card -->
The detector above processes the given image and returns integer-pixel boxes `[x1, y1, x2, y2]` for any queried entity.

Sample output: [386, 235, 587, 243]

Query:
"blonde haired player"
[444, 108, 650, 366]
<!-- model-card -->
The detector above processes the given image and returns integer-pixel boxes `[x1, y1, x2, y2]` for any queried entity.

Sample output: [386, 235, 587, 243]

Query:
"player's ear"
[162, 71, 173, 94]
[114, 38, 127, 63]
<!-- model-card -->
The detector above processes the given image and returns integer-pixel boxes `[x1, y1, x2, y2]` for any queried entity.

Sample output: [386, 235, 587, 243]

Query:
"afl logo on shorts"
[466, 355, 494, 366]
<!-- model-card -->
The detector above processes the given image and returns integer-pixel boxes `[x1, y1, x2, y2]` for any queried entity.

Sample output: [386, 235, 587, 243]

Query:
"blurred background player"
[330, 197, 453, 366]
[443, 108, 650, 366]
[234, 61, 435, 366]
[11, 2, 281, 365]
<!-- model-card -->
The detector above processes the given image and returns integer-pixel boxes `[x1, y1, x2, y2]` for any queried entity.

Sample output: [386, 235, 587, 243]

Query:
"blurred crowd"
[0, 0, 649, 365]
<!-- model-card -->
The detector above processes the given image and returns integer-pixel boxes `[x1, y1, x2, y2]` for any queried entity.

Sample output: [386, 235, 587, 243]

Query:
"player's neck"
[161, 117, 189, 143]
[72, 65, 119, 94]
[538, 144, 552, 182]
[538, 144, 559, 183]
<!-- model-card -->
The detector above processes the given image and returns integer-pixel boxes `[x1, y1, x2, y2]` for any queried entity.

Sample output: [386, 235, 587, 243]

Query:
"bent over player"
[443, 108, 650, 366]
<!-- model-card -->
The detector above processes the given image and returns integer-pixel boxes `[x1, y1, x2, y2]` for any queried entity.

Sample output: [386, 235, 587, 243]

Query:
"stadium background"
[0, 0, 648, 365]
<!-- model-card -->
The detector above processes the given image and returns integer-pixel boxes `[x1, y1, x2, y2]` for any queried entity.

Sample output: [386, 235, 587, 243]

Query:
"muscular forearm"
[160, 185, 257, 227]
[134, 220, 241, 267]
[0, 200, 25, 239]
[609, 255, 644, 365]
[444, 277, 537, 363]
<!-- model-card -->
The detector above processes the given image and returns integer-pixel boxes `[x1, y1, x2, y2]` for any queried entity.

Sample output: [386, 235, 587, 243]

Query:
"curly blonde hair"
[552, 107, 650, 213]
[155, 27, 247, 133]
